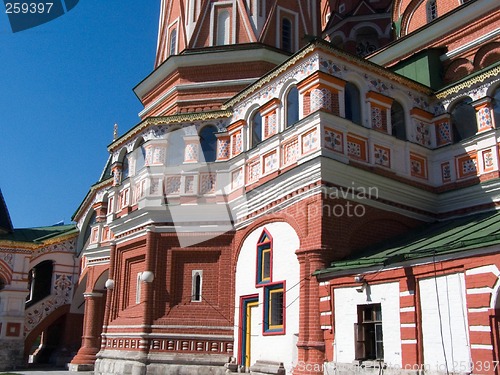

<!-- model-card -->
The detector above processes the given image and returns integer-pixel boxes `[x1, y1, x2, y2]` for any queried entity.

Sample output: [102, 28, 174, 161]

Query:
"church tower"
[134, 0, 322, 117]
[155, 0, 322, 66]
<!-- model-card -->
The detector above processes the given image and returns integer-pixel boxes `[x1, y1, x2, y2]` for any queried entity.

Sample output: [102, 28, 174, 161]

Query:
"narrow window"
[286, 86, 299, 128]
[355, 304, 383, 360]
[216, 10, 230, 45]
[122, 154, 129, 180]
[256, 230, 272, 285]
[264, 283, 285, 334]
[191, 270, 203, 302]
[451, 97, 477, 142]
[493, 87, 500, 128]
[391, 100, 406, 140]
[0, 277, 5, 291]
[169, 28, 177, 56]
[282, 18, 292, 53]
[345, 82, 362, 125]
[136, 272, 142, 304]
[166, 129, 185, 166]
[82, 211, 97, 247]
[200, 125, 218, 162]
[251, 111, 263, 148]
[135, 142, 146, 173]
[427, 0, 437, 22]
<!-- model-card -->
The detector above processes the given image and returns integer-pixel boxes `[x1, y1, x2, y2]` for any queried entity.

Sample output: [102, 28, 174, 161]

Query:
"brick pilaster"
[295, 249, 325, 375]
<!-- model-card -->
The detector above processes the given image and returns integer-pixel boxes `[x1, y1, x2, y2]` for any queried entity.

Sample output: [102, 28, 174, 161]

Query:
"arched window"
[427, 0, 438, 22]
[166, 129, 185, 166]
[82, 211, 96, 247]
[191, 270, 203, 302]
[136, 144, 146, 172]
[26, 260, 53, 307]
[451, 97, 477, 142]
[391, 100, 406, 140]
[200, 125, 218, 162]
[251, 111, 262, 147]
[216, 10, 230, 45]
[0, 277, 5, 291]
[281, 18, 292, 53]
[122, 154, 129, 180]
[492, 87, 500, 128]
[285, 86, 299, 128]
[345, 82, 362, 125]
[169, 28, 177, 56]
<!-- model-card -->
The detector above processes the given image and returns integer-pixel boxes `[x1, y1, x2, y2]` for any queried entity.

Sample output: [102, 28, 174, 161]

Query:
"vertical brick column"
[69, 291, 105, 369]
[139, 227, 157, 353]
[465, 265, 499, 374]
[295, 249, 325, 375]
[399, 274, 420, 368]
[101, 241, 117, 350]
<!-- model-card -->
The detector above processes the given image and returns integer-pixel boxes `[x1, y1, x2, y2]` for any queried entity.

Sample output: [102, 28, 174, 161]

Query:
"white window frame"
[191, 270, 203, 302]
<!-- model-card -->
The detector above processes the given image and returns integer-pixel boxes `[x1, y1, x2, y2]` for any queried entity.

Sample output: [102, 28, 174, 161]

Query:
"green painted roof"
[315, 211, 500, 277]
[0, 224, 77, 244]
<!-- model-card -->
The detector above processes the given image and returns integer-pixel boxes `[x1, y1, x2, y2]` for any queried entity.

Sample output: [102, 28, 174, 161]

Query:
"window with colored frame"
[256, 230, 272, 285]
[264, 282, 285, 334]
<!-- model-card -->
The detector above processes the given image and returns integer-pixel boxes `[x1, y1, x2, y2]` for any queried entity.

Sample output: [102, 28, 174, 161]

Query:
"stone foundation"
[94, 350, 230, 375]
[0, 339, 24, 371]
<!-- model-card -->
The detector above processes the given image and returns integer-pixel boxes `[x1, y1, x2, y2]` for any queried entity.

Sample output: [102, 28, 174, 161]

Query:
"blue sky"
[0, 2, 160, 228]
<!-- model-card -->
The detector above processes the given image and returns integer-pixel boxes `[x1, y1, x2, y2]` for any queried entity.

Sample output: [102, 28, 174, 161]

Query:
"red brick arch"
[443, 58, 474, 84]
[474, 42, 500, 70]
[233, 213, 304, 266]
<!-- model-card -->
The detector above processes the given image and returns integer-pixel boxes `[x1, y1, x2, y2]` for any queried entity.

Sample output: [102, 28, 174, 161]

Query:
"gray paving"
[0, 370, 93, 375]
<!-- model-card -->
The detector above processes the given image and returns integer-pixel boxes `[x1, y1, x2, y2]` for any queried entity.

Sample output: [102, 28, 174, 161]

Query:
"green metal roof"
[315, 211, 500, 277]
[0, 224, 77, 244]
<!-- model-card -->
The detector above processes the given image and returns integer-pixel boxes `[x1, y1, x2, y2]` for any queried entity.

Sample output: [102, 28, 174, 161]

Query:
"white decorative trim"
[469, 325, 491, 332]
[466, 265, 500, 276]
[401, 339, 417, 344]
[471, 344, 494, 350]
[466, 287, 493, 295]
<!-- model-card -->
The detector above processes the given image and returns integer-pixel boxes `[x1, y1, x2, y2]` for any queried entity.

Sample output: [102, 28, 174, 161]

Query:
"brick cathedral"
[14, 0, 498, 374]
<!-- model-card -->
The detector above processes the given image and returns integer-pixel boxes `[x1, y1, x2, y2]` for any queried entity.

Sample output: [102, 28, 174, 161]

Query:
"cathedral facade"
[69, 1, 500, 374]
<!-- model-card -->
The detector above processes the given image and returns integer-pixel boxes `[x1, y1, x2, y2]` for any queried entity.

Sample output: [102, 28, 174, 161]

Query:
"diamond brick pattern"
[311, 88, 332, 112]
[324, 128, 343, 153]
[283, 139, 298, 166]
[374, 145, 390, 167]
[166, 176, 181, 195]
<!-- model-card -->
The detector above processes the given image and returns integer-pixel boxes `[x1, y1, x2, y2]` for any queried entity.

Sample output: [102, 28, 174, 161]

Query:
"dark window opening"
[355, 304, 383, 360]
[26, 260, 53, 307]
[345, 82, 362, 125]
[192, 271, 202, 302]
[391, 100, 406, 140]
[286, 86, 299, 128]
[451, 97, 477, 142]
[200, 125, 218, 162]
[251, 112, 263, 148]
[493, 88, 500, 129]
[282, 18, 292, 53]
